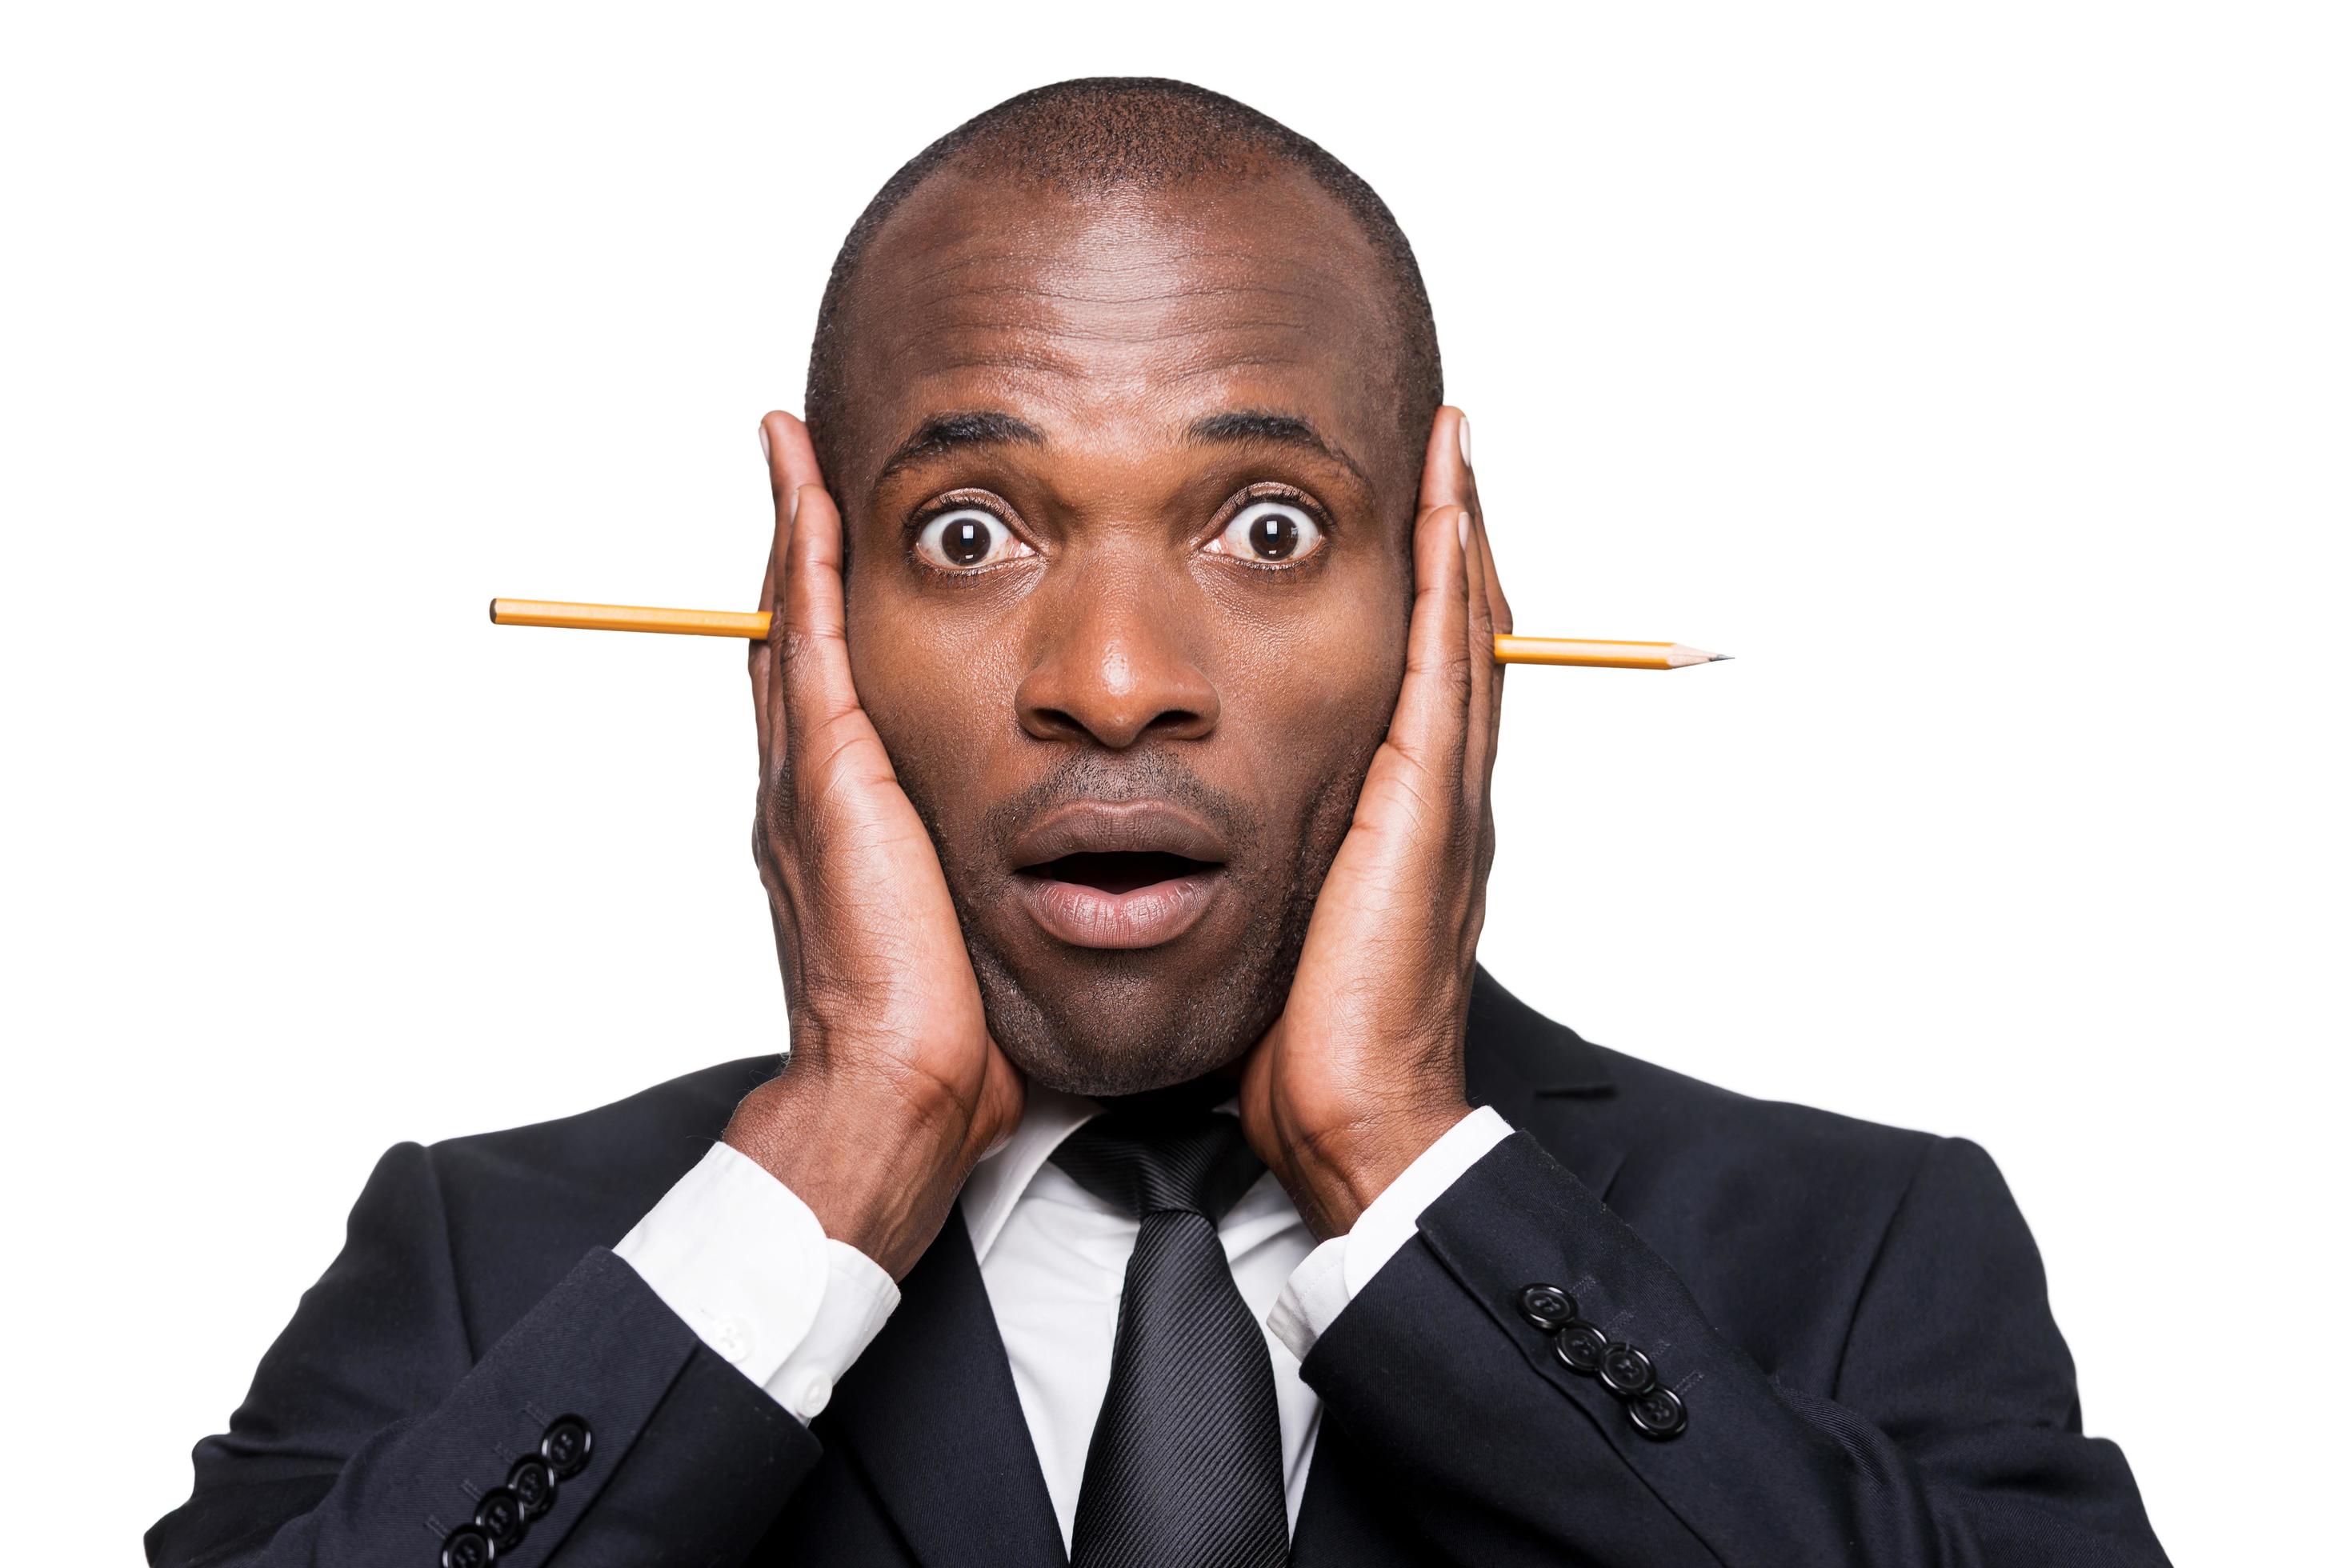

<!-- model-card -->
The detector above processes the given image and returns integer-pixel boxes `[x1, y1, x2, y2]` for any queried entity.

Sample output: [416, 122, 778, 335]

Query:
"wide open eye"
[1207, 498, 1325, 565]
[914, 506, 1031, 570]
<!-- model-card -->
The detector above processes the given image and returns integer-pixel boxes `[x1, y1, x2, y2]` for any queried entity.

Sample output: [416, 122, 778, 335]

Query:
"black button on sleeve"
[440, 1524, 495, 1568]
[473, 1488, 526, 1551]
[1515, 1284, 1577, 1331]
[1627, 1385, 1689, 1440]
[506, 1456, 555, 1520]
[540, 1414, 593, 1478]
[1598, 1342, 1657, 1398]
[1552, 1318, 1609, 1374]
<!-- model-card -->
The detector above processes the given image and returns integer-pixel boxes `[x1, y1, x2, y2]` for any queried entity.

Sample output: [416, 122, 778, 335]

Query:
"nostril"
[1021, 703, 1211, 748]
[1145, 707, 1209, 736]
[1030, 706, 1088, 741]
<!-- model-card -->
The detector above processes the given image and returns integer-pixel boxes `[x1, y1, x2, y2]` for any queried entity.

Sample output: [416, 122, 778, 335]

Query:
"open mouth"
[1011, 849, 1227, 950]
[1017, 850, 1221, 896]
[1003, 801, 1232, 950]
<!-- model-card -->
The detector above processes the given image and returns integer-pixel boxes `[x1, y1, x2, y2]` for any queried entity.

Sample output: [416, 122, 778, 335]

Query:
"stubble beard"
[895, 749, 1372, 1098]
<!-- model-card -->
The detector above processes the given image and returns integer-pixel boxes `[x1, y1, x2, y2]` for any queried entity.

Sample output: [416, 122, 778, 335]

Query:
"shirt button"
[795, 1372, 834, 1418]
[708, 1318, 747, 1363]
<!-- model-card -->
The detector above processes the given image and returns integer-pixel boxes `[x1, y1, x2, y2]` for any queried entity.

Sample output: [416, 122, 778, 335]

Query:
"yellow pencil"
[487, 599, 1731, 670]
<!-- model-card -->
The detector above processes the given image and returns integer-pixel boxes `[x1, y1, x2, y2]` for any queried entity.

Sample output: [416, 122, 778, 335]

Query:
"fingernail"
[759, 422, 773, 465]
[788, 483, 804, 528]
[1457, 507, 1471, 548]
[1457, 413, 1471, 466]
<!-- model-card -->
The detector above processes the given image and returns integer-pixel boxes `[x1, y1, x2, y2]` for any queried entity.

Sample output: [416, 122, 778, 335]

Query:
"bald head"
[803, 77, 1442, 501]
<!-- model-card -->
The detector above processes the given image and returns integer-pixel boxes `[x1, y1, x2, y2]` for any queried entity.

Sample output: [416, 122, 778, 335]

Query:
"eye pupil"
[942, 517, 989, 566]
[1248, 510, 1299, 560]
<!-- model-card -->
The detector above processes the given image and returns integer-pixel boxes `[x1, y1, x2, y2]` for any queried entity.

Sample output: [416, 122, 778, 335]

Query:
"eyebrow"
[874, 410, 1047, 484]
[1186, 409, 1371, 489]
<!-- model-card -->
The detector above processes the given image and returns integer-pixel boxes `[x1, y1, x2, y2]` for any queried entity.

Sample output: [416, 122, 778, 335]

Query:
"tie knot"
[1050, 1109, 1266, 1224]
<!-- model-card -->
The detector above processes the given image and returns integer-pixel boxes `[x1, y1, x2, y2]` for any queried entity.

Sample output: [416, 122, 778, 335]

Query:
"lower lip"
[1015, 867, 1225, 950]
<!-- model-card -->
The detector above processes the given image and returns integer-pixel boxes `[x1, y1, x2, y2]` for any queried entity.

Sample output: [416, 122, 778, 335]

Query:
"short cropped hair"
[803, 76, 1443, 488]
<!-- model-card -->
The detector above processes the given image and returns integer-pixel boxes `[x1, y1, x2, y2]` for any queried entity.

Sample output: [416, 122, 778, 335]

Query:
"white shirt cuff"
[1267, 1106, 1514, 1362]
[614, 1141, 899, 1421]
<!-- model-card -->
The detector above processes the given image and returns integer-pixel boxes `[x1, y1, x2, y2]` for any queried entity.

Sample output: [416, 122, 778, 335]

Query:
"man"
[148, 78, 2171, 1567]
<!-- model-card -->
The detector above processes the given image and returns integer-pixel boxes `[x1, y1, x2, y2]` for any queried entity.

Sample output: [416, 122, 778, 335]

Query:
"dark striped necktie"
[1049, 1108, 1289, 1568]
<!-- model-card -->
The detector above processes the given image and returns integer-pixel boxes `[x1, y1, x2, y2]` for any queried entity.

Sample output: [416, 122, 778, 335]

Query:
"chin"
[967, 942, 1290, 1099]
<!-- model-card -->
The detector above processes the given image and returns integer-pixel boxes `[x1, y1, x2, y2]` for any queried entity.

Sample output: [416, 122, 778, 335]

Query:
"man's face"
[829, 165, 1420, 1096]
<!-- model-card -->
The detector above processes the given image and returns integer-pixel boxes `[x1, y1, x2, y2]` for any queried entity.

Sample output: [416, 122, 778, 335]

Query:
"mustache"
[975, 750, 1250, 866]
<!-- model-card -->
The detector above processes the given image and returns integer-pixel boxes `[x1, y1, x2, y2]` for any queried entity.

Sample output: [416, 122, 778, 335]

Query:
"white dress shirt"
[616, 1090, 1512, 1551]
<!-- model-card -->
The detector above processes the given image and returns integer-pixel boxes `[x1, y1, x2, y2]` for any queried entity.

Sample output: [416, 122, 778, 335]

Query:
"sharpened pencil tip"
[1708, 653, 1734, 662]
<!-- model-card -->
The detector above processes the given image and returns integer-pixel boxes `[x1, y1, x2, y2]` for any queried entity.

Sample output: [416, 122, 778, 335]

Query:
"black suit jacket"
[148, 971, 2170, 1566]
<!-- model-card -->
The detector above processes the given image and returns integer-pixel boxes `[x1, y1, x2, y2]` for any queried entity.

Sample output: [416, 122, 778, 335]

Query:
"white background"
[3, 2, 2341, 1559]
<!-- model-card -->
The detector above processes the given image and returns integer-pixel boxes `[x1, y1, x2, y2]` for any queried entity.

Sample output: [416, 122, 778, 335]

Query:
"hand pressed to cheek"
[1235, 405, 1513, 1237]
[729, 410, 1023, 1282]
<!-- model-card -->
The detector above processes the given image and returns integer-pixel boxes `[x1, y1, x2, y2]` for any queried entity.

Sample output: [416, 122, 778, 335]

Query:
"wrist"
[1274, 1094, 1474, 1241]
[723, 1058, 984, 1279]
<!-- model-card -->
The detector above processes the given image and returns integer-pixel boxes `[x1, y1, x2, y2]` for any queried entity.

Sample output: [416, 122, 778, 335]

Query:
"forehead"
[833, 166, 1411, 500]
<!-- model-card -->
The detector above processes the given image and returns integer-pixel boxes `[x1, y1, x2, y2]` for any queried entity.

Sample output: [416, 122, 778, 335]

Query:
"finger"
[1418, 399, 1507, 677]
[1382, 498, 1476, 784]
[1460, 495, 1497, 806]
[1471, 509, 1510, 788]
[1439, 406, 1511, 786]
[766, 408, 827, 499]
[1456, 418, 1509, 638]
[1439, 409, 1507, 925]
[751, 490, 780, 762]
[1415, 403, 1471, 520]
[1472, 508, 1511, 636]
[1427, 404, 1510, 640]
[1468, 507, 1505, 924]
[753, 412, 829, 772]
[778, 475, 871, 779]
[1456, 430, 1513, 785]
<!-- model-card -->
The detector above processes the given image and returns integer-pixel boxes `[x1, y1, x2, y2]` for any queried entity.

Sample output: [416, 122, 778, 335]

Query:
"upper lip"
[1005, 800, 1230, 873]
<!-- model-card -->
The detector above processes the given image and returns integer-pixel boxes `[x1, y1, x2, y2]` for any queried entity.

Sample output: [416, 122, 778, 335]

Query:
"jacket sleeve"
[1298, 1130, 2171, 1567]
[145, 1142, 821, 1568]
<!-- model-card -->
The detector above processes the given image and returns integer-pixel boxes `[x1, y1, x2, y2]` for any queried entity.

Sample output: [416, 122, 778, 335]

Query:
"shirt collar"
[959, 1083, 1103, 1264]
[957, 1082, 1246, 1263]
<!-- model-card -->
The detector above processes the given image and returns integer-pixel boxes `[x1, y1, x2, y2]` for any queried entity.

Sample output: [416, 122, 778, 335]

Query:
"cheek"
[1211, 564, 1411, 806]
[844, 577, 1021, 792]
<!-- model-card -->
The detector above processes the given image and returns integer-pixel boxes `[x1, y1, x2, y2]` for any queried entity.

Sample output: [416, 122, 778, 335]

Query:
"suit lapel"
[820, 1207, 1066, 1568]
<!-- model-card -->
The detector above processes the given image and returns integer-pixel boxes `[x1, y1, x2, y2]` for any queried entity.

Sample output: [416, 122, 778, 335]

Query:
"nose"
[1015, 566, 1219, 749]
